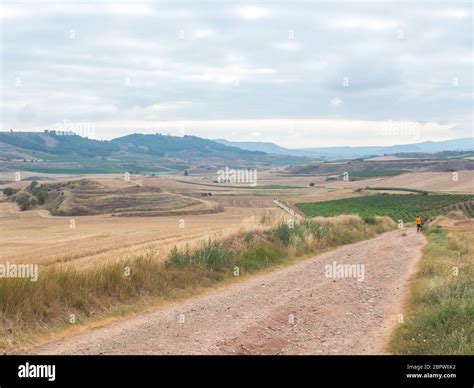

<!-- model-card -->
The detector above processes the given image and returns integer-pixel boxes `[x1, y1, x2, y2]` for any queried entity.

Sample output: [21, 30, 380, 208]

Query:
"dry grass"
[388, 213, 474, 354]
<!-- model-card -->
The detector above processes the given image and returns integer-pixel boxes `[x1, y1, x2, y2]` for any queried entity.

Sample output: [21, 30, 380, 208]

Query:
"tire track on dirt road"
[28, 228, 425, 355]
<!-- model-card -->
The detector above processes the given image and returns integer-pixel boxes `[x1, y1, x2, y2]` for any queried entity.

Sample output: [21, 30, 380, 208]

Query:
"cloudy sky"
[1, 0, 472, 148]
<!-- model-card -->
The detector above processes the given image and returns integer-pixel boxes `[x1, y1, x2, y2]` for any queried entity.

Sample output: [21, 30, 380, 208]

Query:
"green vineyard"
[296, 194, 474, 222]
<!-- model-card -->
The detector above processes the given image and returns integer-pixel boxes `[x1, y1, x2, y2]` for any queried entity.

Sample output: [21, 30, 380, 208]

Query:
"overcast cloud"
[0, 0, 472, 148]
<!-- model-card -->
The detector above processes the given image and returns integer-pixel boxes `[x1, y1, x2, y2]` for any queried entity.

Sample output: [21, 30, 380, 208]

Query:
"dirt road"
[29, 228, 425, 355]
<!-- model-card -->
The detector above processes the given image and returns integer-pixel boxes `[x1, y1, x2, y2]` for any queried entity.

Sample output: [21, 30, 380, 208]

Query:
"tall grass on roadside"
[388, 217, 474, 354]
[0, 215, 395, 351]
[0, 257, 226, 349]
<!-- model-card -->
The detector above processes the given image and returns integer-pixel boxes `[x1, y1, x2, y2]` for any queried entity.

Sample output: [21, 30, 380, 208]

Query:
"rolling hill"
[0, 131, 307, 174]
[0, 131, 262, 159]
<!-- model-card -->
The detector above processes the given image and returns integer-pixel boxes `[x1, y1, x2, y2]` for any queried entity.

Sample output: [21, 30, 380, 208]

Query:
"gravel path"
[29, 228, 425, 355]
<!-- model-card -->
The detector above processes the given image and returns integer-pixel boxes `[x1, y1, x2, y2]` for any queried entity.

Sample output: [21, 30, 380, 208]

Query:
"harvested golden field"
[369, 171, 474, 193]
[306, 170, 474, 194]
[0, 198, 278, 267]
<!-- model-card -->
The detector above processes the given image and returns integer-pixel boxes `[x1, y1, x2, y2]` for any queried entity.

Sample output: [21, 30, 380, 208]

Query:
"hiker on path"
[416, 215, 423, 232]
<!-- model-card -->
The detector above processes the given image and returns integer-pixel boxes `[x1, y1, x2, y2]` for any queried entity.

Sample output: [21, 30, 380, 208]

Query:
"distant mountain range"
[215, 138, 474, 159]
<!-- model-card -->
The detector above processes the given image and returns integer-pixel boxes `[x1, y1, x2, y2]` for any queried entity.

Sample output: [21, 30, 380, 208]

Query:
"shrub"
[237, 245, 284, 270]
[166, 246, 191, 268]
[193, 240, 230, 269]
[275, 223, 292, 245]
[35, 190, 48, 205]
[14, 191, 32, 211]
[29, 181, 38, 193]
[363, 215, 377, 224]
[166, 240, 231, 271]
[2, 187, 17, 197]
